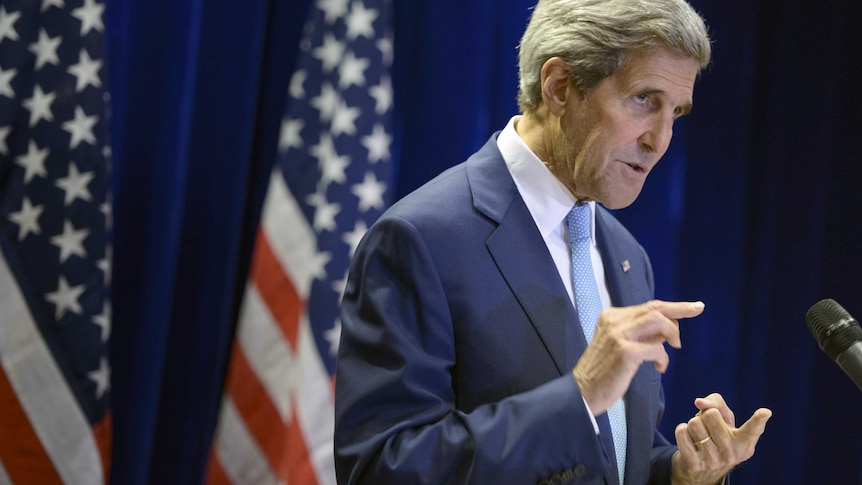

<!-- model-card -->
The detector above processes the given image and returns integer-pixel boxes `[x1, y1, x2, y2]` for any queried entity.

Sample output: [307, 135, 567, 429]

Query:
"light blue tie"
[567, 204, 627, 485]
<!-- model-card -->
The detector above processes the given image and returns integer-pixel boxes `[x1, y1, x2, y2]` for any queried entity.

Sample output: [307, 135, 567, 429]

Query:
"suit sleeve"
[334, 215, 615, 485]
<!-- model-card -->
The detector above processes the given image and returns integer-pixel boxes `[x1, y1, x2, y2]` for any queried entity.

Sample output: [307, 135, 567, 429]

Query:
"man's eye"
[634, 94, 649, 104]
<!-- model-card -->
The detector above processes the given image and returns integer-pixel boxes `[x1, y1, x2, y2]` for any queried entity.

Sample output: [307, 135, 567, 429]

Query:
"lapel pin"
[621, 260, 630, 273]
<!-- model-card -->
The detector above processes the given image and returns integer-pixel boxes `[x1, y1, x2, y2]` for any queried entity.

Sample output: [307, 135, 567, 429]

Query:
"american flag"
[206, 0, 393, 483]
[0, 0, 111, 483]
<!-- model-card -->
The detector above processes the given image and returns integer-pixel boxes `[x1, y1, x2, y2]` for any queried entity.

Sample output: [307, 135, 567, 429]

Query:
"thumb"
[736, 408, 772, 442]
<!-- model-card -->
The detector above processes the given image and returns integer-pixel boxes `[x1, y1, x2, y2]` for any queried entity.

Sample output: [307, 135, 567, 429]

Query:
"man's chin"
[598, 190, 642, 210]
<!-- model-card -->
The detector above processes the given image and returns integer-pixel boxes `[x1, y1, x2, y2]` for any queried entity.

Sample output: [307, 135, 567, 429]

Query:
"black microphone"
[806, 298, 862, 391]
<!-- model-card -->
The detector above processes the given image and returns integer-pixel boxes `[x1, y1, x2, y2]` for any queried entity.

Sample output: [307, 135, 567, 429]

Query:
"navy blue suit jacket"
[335, 133, 677, 484]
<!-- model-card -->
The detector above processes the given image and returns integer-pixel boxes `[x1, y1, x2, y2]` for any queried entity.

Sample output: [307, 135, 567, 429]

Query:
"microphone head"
[806, 298, 862, 360]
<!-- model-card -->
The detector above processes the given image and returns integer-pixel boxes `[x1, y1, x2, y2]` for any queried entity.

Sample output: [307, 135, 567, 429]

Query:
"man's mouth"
[623, 161, 646, 173]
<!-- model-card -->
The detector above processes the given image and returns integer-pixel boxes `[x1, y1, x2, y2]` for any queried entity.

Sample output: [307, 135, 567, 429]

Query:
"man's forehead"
[615, 51, 699, 95]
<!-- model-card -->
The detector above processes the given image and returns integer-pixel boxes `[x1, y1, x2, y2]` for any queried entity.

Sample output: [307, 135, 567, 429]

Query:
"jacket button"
[572, 464, 587, 477]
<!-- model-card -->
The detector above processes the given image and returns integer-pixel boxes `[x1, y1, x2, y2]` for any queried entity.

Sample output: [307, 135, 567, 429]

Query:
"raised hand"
[572, 300, 705, 414]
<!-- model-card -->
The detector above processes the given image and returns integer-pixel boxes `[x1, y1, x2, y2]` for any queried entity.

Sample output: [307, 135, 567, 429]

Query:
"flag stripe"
[283, 405, 319, 485]
[249, 230, 303, 350]
[0, 256, 103, 484]
[236, 277, 331, 484]
[212, 398, 280, 485]
[291, 314, 336, 485]
[260, 172, 336, 483]
[0, 366, 62, 484]
[204, 451, 231, 485]
[226, 341, 287, 477]
[230, 282, 325, 485]
[0, 459, 12, 485]
[237, 283, 293, 421]
[259, 167, 319, 299]
[93, 413, 112, 479]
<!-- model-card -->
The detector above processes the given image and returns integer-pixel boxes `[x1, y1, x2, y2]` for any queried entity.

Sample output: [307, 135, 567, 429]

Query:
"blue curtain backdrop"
[104, 0, 862, 483]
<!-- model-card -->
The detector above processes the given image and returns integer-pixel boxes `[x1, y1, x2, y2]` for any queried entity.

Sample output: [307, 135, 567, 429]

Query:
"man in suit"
[334, 0, 771, 483]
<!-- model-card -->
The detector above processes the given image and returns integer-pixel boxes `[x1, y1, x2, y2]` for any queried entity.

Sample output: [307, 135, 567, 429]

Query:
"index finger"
[644, 300, 705, 320]
[695, 393, 734, 426]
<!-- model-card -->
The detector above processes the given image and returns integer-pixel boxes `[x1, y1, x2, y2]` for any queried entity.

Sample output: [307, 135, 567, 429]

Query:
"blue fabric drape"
[104, 0, 862, 483]
[106, 0, 309, 483]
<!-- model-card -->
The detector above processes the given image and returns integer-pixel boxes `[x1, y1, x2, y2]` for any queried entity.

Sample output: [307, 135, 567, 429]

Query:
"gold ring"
[694, 436, 711, 446]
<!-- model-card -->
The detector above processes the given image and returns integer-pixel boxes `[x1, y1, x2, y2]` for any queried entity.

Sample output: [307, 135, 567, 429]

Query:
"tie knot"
[567, 203, 591, 241]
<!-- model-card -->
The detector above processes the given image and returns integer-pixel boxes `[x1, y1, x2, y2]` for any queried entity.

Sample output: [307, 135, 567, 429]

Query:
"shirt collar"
[497, 115, 597, 244]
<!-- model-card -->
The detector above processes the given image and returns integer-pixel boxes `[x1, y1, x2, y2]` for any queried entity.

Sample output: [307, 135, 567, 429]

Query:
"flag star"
[45, 276, 85, 319]
[56, 162, 94, 205]
[278, 118, 304, 153]
[310, 83, 339, 123]
[289, 69, 307, 99]
[377, 36, 393, 67]
[331, 273, 347, 300]
[362, 123, 392, 163]
[92, 301, 110, 342]
[307, 191, 341, 232]
[345, 1, 378, 40]
[50, 219, 90, 263]
[342, 219, 368, 257]
[331, 99, 360, 136]
[306, 191, 325, 207]
[72, 0, 105, 35]
[41, 0, 65, 12]
[62, 106, 98, 149]
[324, 320, 342, 356]
[0, 66, 16, 98]
[0, 126, 9, 155]
[102, 200, 113, 233]
[318, 0, 349, 24]
[313, 33, 345, 74]
[352, 171, 386, 212]
[101, 198, 112, 221]
[338, 51, 369, 88]
[68, 49, 103, 92]
[87, 357, 111, 398]
[29, 29, 62, 70]
[369, 76, 392, 114]
[0, 7, 21, 43]
[22, 84, 56, 126]
[308, 250, 332, 281]
[8, 197, 44, 240]
[310, 134, 349, 186]
[98, 246, 112, 284]
[16, 141, 49, 183]
[315, 201, 341, 232]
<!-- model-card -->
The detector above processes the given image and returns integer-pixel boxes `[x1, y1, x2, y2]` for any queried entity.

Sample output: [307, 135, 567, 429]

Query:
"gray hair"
[517, 0, 712, 113]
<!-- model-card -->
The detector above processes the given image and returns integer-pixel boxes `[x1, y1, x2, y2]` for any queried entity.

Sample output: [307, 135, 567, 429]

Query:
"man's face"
[552, 49, 699, 209]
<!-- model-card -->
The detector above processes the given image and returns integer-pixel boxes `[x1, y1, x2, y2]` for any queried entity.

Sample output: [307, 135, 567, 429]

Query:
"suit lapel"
[468, 135, 583, 375]
[595, 207, 646, 308]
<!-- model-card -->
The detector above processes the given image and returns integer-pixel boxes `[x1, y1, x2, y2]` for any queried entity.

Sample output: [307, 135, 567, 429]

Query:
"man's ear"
[540, 57, 575, 117]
